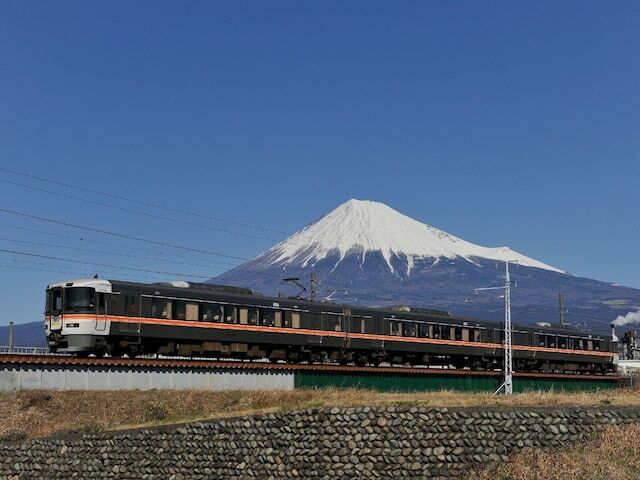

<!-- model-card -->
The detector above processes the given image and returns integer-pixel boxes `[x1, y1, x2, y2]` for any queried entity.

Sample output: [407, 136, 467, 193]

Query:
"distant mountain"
[213, 199, 640, 334]
[0, 321, 46, 347]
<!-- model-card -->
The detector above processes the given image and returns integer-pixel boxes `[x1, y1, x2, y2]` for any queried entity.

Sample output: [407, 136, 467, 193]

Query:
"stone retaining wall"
[2, 406, 640, 479]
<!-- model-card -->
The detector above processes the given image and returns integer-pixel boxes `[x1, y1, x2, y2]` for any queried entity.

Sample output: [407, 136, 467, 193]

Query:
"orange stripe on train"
[57, 314, 615, 359]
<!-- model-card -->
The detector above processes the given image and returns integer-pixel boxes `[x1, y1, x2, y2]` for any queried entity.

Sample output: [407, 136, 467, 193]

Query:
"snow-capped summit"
[257, 199, 564, 274]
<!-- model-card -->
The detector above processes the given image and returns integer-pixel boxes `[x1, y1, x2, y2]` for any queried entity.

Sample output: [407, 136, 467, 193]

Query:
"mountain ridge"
[213, 199, 640, 334]
[259, 199, 564, 275]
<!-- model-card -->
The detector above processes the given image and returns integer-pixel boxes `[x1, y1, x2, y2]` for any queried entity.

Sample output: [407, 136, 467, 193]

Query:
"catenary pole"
[474, 260, 516, 395]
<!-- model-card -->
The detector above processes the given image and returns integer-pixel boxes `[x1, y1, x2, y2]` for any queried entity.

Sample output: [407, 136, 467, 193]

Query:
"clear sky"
[0, 1, 638, 327]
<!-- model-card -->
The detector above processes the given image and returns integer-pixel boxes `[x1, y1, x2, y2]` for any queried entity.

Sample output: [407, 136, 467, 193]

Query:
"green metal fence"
[295, 371, 620, 393]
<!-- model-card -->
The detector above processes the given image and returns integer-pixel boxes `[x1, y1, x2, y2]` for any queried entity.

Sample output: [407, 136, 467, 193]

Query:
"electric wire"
[0, 209, 308, 277]
[0, 208, 250, 261]
[0, 237, 228, 271]
[0, 248, 211, 279]
[0, 166, 288, 235]
[0, 262, 153, 283]
[0, 177, 282, 243]
[0, 223, 234, 268]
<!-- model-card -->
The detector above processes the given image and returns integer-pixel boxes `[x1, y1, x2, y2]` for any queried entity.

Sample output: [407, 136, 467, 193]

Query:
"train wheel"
[355, 355, 367, 367]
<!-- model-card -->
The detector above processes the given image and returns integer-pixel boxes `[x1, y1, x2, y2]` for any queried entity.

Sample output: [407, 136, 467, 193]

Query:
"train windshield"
[64, 287, 96, 313]
[46, 288, 63, 315]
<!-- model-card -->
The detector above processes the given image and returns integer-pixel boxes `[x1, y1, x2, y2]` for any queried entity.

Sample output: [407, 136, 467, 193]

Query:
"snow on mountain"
[257, 199, 564, 275]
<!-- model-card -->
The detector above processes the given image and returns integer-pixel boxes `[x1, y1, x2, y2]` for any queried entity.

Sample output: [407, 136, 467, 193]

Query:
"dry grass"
[1, 387, 639, 440]
[468, 423, 640, 480]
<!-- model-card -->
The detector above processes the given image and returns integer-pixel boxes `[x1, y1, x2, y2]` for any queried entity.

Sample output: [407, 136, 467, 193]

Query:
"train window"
[473, 329, 481, 342]
[107, 294, 125, 316]
[454, 327, 463, 341]
[432, 325, 440, 339]
[126, 295, 140, 317]
[66, 288, 96, 314]
[291, 312, 300, 328]
[248, 308, 259, 325]
[403, 322, 417, 337]
[461, 328, 470, 342]
[390, 320, 401, 336]
[282, 312, 292, 328]
[352, 317, 365, 333]
[260, 309, 275, 326]
[587, 339, 593, 351]
[322, 315, 341, 332]
[48, 289, 62, 315]
[239, 308, 248, 325]
[418, 324, 429, 338]
[185, 303, 199, 321]
[97, 293, 106, 315]
[201, 304, 223, 322]
[594, 340, 601, 351]
[174, 301, 186, 320]
[274, 311, 282, 327]
[152, 298, 172, 319]
[535, 334, 545, 347]
[558, 336, 567, 349]
[140, 297, 152, 317]
[547, 336, 557, 348]
[225, 306, 237, 323]
[440, 326, 451, 340]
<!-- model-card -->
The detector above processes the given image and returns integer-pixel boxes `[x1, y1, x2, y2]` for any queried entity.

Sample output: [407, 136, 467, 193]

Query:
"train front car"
[45, 278, 112, 355]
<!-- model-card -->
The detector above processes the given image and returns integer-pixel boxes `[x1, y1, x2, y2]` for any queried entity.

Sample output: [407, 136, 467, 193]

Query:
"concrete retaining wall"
[2, 406, 639, 479]
[0, 364, 294, 391]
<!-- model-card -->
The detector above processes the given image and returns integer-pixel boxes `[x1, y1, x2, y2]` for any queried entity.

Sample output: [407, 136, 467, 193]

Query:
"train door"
[95, 292, 107, 331]
[342, 307, 352, 350]
[370, 315, 384, 349]
[125, 295, 141, 334]
[49, 288, 63, 331]
[307, 312, 323, 344]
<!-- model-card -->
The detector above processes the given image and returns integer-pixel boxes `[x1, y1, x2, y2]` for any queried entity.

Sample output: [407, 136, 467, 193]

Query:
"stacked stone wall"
[2, 406, 639, 479]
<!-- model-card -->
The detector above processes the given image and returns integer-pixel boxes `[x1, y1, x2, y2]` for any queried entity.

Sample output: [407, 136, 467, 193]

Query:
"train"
[44, 278, 618, 374]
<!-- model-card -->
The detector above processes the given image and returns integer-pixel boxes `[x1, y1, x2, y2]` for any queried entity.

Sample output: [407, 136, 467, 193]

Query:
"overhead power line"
[0, 207, 250, 261]
[0, 166, 288, 235]
[0, 177, 281, 243]
[0, 261, 154, 283]
[0, 223, 234, 267]
[0, 237, 228, 271]
[0, 248, 212, 279]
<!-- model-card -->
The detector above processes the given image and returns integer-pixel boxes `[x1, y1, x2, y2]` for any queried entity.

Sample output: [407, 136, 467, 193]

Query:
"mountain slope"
[261, 199, 564, 275]
[0, 321, 46, 347]
[213, 199, 640, 334]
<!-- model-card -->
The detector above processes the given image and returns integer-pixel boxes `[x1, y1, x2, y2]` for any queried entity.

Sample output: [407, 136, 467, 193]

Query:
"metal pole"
[503, 262, 513, 395]
[8, 321, 14, 353]
[311, 272, 318, 302]
[473, 260, 516, 395]
[559, 294, 565, 327]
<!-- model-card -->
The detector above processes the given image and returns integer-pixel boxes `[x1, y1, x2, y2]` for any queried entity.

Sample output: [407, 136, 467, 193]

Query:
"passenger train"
[44, 278, 618, 373]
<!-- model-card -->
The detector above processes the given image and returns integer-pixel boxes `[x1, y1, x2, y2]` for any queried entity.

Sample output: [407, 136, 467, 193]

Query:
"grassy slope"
[468, 423, 640, 480]
[1, 387, 640, 440]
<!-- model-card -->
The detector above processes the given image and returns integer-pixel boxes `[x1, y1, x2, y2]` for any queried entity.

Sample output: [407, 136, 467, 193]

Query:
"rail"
[0, 346, 50, 355]
[0, 353, 625, 382]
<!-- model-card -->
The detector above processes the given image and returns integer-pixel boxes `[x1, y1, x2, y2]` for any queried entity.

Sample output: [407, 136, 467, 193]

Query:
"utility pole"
[8, 321, 14, 353]
[475, 261, 516, 395]
[558, 294, 565, 327]
[310, 272, 318, 302]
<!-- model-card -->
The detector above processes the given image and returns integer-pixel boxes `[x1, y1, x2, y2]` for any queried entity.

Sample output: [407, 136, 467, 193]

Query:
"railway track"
[0, 353, 624, 382]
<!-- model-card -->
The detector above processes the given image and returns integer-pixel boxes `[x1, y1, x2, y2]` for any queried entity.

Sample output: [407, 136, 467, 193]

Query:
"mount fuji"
[213, 199, 640, 333]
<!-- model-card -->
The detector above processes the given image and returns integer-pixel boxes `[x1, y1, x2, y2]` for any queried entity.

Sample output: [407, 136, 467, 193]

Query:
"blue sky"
[0, 1, 638, 326]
